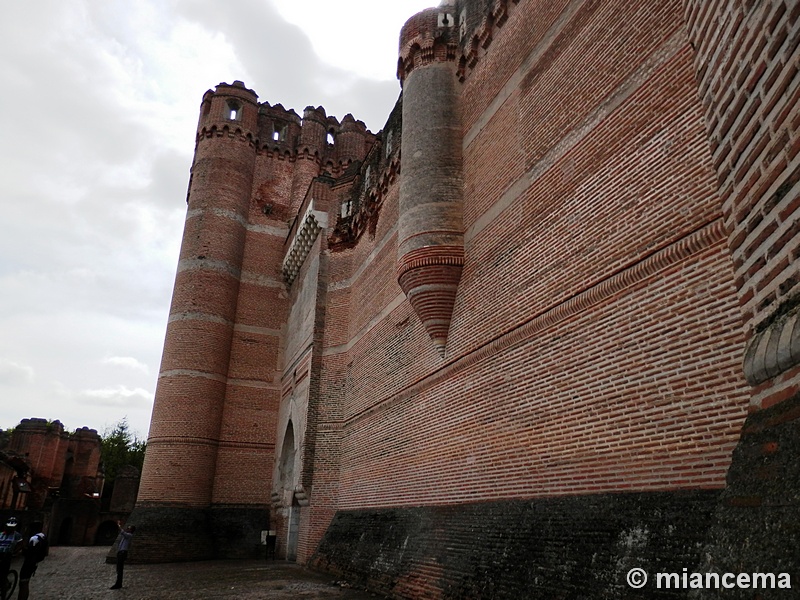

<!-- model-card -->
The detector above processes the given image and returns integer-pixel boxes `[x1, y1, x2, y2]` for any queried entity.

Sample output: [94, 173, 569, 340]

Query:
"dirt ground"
[8, 546, 384, 600]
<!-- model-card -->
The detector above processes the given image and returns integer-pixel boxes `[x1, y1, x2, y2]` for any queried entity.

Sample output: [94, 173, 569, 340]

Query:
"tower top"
[397, 6, 459, 83]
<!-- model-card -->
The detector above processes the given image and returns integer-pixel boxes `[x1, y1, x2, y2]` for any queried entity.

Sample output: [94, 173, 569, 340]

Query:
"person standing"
[17, 530, 47, 600]
[0, 518, 23, 598]
[110, 521, 135, 590]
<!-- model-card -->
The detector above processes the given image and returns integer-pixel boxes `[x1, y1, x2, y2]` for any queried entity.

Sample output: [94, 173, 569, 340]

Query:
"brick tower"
[396, 6, 465, 356]
[131, 81, 262, 560]
[130, 80, 375, 561]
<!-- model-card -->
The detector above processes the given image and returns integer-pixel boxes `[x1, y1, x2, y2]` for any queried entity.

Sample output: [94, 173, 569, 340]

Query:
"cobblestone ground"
[8, 547, 383, 600]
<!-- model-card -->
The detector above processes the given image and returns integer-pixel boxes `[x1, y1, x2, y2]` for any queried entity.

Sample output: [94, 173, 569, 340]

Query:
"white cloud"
[102, 356, 150, 374]
[75, 385, 154, 409]
[0, 359, 35, 385]
[0, 0, 431, 439]
[272, 0, 436, 80]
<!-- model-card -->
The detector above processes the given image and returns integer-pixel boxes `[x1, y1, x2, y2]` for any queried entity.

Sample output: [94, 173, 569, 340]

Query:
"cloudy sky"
[0, 0, 434, 439]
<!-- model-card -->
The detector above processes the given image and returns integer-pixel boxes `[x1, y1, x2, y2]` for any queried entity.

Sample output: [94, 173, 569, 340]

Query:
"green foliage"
[100, 418, 146, 482]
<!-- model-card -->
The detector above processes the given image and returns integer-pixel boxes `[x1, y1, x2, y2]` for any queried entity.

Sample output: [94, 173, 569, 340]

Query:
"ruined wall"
[10, 419, 70, 507]
[9, 419, 102, 508]
[7, 419, 104, 546]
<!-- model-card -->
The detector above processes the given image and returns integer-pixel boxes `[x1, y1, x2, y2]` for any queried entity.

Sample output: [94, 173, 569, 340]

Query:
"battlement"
[398, 6, 460, 83]
[196, 82, 375, 168]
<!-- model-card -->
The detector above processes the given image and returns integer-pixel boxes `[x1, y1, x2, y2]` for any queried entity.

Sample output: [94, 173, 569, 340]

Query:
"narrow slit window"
[227, 101, 241, 121]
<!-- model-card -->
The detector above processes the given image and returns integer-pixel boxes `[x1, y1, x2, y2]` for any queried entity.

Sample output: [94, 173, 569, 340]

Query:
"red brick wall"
[310, 0, 749, 519]
[684, 0, 800, 408]
[8, 419, 102, 509]
[211, 154, 289, 506]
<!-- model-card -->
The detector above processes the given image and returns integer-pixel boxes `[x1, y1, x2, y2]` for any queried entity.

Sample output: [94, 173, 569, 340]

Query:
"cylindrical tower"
[299, 105, 328, 152]
[397, 6, 464, 356]
[131, 81, 259, 561]
[290, 106, 327, 208]
[334, 114, 369, 166]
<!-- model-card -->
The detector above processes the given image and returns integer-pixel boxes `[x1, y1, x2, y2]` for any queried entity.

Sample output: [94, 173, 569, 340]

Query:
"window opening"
[227, 101, 242, 121]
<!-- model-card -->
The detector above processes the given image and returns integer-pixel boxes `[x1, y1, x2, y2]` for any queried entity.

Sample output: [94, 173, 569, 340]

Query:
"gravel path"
[11, 547, 382, 600]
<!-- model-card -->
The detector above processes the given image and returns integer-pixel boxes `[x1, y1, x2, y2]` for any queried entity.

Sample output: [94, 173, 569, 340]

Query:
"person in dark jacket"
[110, 521, 135, 590]
[17, 530, 47, 600]
[0, 518, 22, 598]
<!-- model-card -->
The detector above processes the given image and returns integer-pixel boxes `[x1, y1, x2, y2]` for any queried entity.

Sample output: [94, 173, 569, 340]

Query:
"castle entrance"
[286, 504, 300, 561]
[279, 421, 299, 561]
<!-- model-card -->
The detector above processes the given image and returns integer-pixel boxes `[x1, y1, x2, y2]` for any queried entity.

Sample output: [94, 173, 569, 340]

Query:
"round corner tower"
[397, 5, 465, 357]
[131, 81, 260, 561]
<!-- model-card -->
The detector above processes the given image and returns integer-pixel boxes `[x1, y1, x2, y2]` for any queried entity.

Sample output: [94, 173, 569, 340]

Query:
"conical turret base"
[398, 259, 462, 357]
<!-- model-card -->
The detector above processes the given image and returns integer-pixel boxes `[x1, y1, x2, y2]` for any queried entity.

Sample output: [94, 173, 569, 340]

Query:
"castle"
[129, 0, 800, 596]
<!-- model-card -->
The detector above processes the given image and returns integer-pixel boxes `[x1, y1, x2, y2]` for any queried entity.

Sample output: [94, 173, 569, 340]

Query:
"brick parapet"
[328, 99, 401, 252]
[398, 7, 461, 84]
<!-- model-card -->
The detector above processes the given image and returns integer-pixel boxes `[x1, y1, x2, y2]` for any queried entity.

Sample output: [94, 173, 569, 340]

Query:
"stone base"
[119, 504, 269, 563]
[207, 504, 271, 560]
[310, 491, 720, 598]
[692, 391, 800, 599]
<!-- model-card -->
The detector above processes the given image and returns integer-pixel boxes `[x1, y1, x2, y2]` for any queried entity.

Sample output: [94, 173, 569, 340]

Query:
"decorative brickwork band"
[363, 220, 728, 426]
[396, 244, 465, 279]
[398, 246, 465, 355]
[743, 308, 800, 386]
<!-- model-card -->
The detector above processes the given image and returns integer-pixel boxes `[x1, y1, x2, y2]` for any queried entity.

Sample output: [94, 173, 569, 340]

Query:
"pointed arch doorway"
[279, 420, 300, 561]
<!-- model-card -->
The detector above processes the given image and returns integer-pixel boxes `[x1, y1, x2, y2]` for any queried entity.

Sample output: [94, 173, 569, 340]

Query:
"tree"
[100, 418, 146, 483]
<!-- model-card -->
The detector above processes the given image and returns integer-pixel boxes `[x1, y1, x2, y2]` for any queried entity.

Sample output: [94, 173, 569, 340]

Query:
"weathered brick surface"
[8, 419, 102, 514]
[311, 491, 721, 599]
[132, 82, 377, 560]
[691, 391, 800, 600]
[336, 241, 748, 509]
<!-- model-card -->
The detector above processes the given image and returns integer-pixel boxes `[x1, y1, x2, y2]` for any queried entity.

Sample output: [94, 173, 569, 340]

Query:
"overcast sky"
[0, 0, 435, 439]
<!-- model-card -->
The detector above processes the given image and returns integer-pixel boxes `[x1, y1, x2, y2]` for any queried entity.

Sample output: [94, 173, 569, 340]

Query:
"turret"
[299, 106, 328, 154]
[133, 81, 259, 561]
[198, 80, 260, 135]
[396, 5, 465, 356]
[334, 114, 369, 166]
[290, 106, 328, 211]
